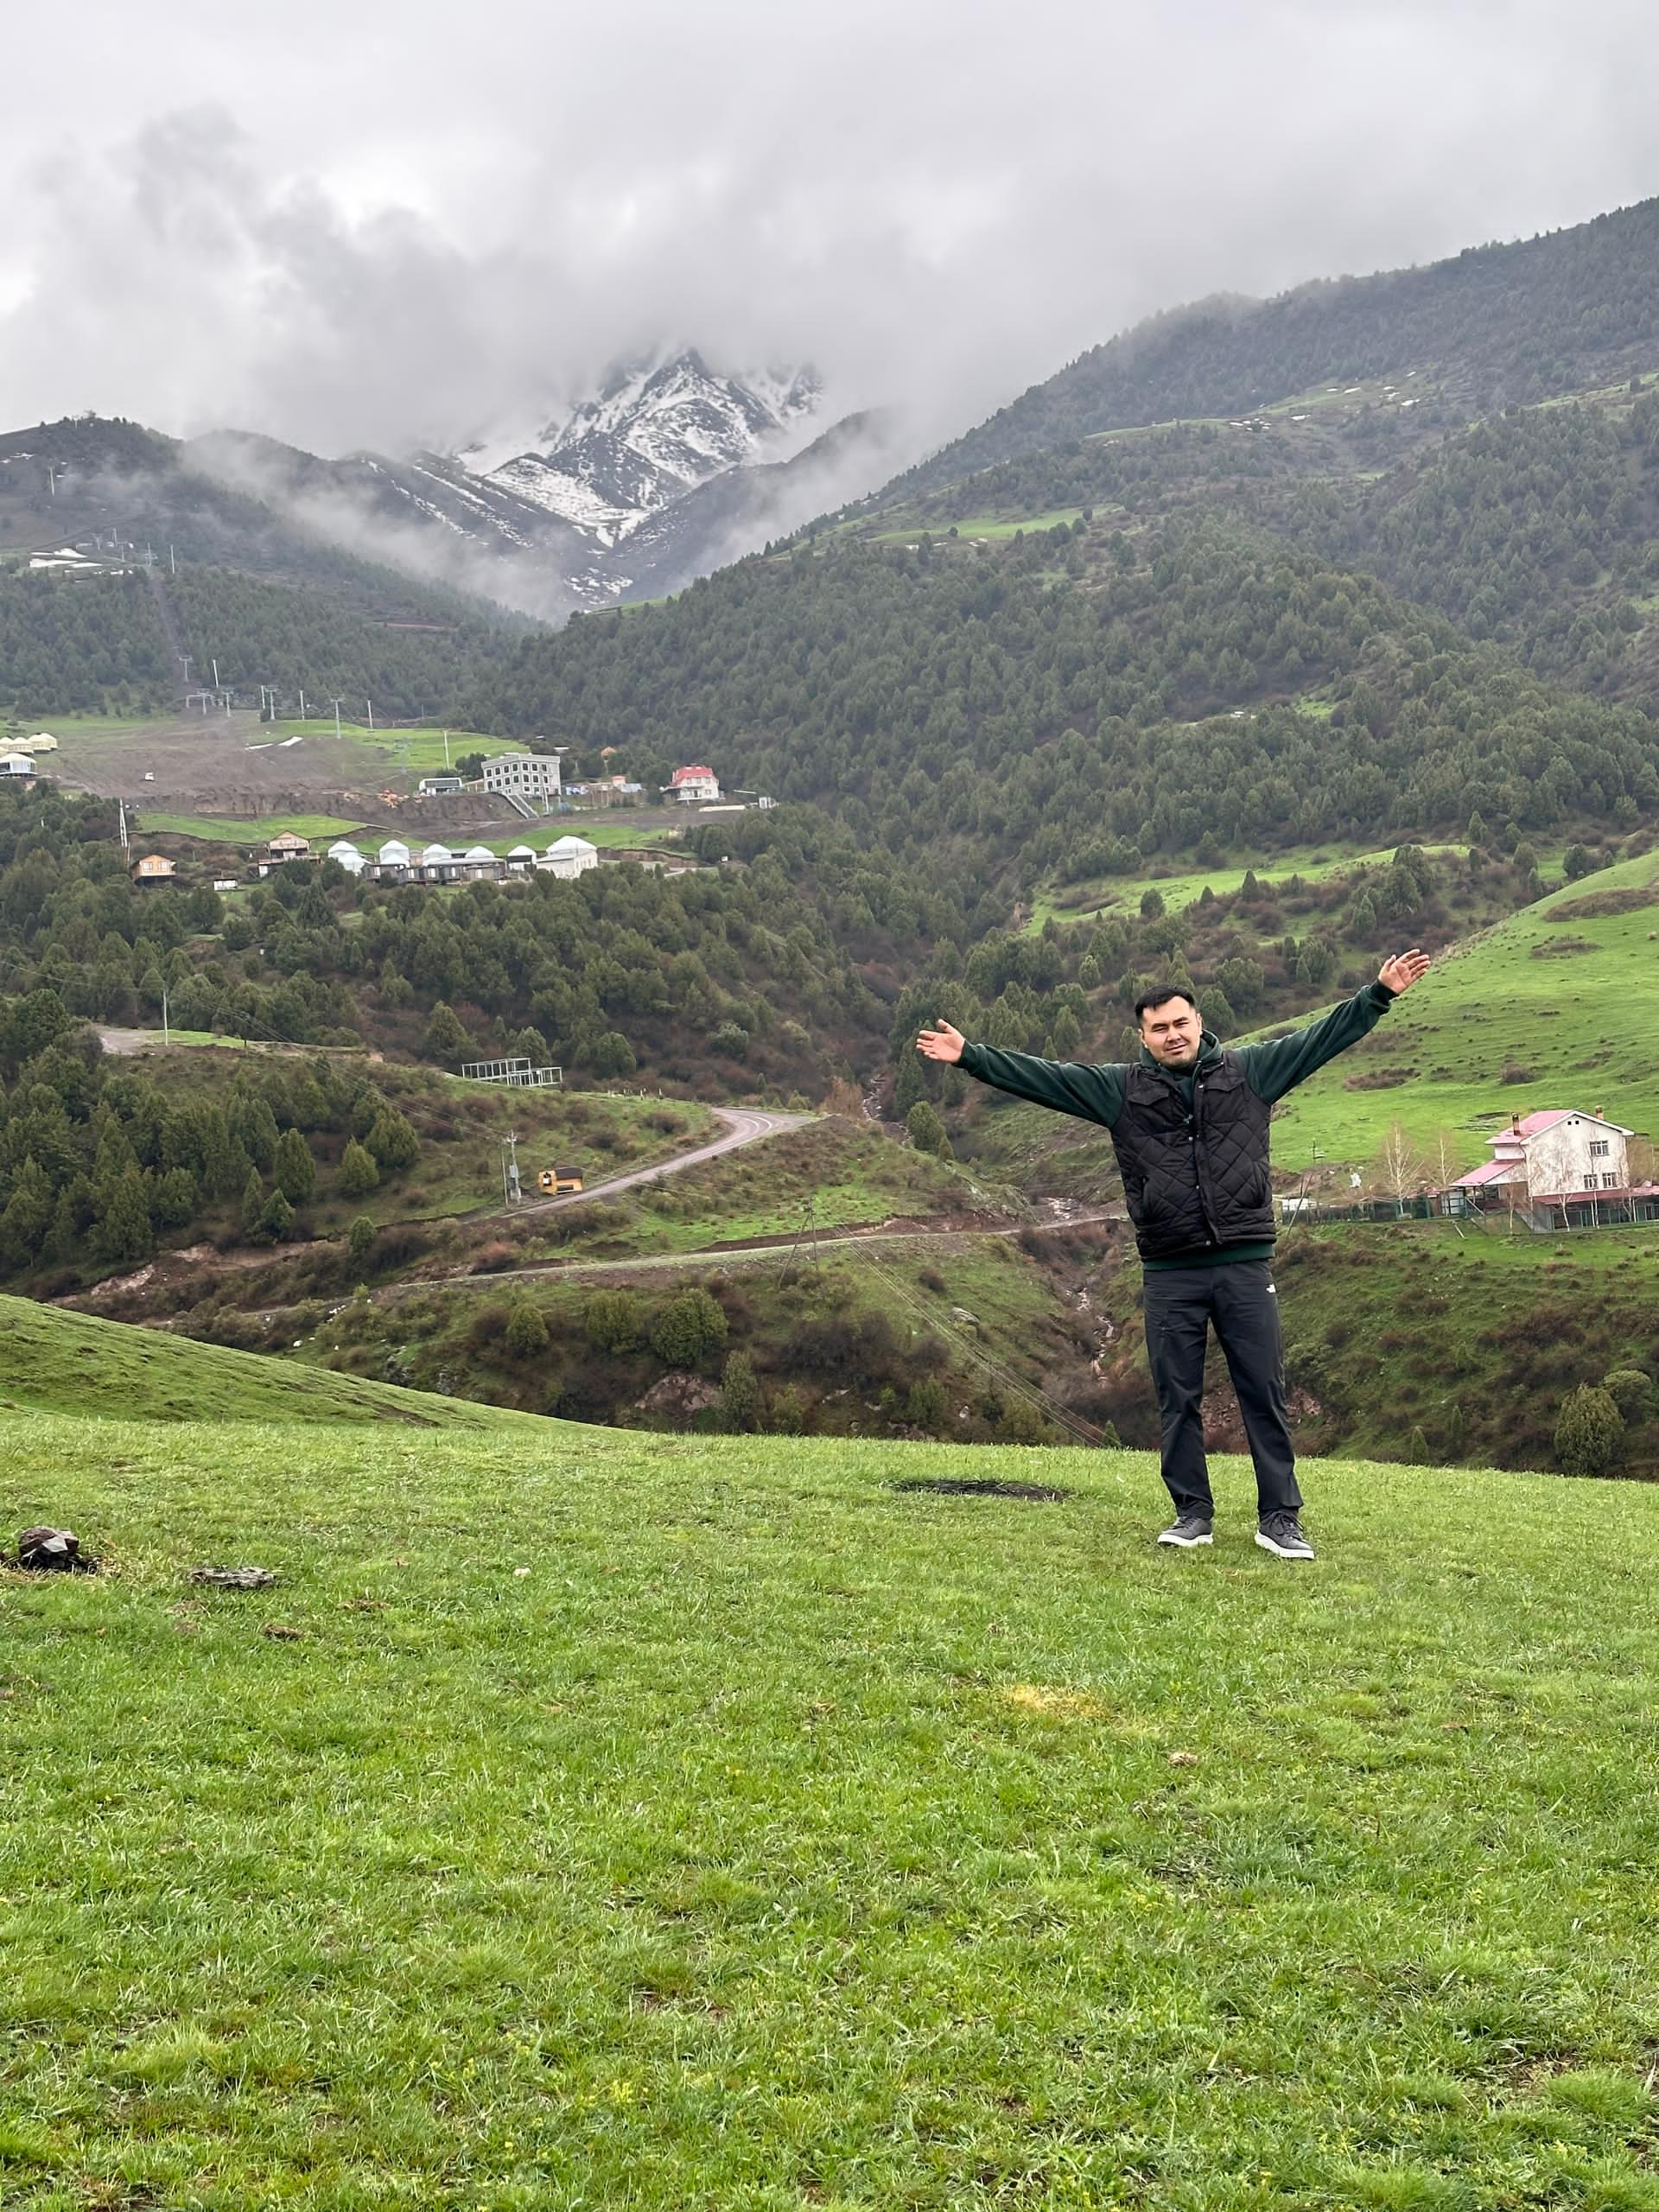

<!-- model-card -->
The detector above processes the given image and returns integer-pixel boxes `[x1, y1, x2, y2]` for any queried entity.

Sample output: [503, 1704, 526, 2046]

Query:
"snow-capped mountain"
[165, 347, 900, 620]
[461, 351, 823, 549]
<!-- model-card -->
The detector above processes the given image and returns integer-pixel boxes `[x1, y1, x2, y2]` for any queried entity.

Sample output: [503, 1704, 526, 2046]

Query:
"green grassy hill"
[0, 1292, 528, 1427]
[7, 1362, 1659, 2207]
[1269, 845, 1659, 1173]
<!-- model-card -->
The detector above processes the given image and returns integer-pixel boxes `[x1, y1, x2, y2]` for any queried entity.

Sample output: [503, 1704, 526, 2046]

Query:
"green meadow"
[6, 1308, 1659, 2207]
[1270, 848, 1659, 1171]
[138, 812, 368, 845]
[1029, 844, 1471, 931]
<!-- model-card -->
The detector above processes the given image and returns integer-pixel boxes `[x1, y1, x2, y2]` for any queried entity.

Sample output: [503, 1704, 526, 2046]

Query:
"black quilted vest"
[1110, 1046, 1274, 1262]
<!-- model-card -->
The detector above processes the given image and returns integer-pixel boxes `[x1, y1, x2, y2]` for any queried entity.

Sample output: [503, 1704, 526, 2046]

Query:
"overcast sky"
[3, 0, 1658, 457]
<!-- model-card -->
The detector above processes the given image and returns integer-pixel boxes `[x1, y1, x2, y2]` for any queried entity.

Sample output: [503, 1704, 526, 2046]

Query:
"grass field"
[0, 1294, 526, 1428]
[1029, 844, 1472, 931]
[1269, 847, 1659, 1172]
[874, 509, 1084, 543]
[9, 1323, 1659, 2206]
[139, 812, 369, 845]
[260, 721, 528, 775]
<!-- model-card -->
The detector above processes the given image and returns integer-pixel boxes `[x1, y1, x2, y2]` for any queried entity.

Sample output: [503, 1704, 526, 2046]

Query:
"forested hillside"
[0, 561, 505, 719]
[471, 519, 1659, 882]
[900, 195, 1659, 487]
[166, 567, 501, 719]
[0, 569, 174, 715]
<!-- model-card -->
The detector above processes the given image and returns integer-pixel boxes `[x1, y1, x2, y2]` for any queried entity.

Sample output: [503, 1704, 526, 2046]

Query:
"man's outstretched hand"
[917, 1020, 966, 1065]
[1379, 949, 1431, 996]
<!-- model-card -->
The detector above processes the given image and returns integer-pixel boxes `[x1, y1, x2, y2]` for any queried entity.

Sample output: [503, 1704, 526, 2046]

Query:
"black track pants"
[1140, 1260, 1301, 1519]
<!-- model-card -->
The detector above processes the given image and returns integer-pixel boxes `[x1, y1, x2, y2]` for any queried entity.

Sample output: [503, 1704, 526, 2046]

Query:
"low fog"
[3, 0, 1656, 464]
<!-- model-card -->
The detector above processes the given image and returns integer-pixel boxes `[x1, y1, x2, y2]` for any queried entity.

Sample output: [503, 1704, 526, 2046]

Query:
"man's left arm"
[1235, 950, 1431, 1106]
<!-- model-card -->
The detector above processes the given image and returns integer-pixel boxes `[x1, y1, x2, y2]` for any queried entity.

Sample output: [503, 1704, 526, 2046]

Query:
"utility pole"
[180, 654, 192, 687]
[501, 1131, 521, 1206]
[365, 698, 374, 731]
[443, 729, 450, 768]
[46, 463, 55, 498]
[331, 698, 344, 741]
[169, 544, 176, 575]
[211, 658, 220, 688]
[297, 688, 307, 721]
[118, 798, 129, 853]
[162, 980, 170, 1047]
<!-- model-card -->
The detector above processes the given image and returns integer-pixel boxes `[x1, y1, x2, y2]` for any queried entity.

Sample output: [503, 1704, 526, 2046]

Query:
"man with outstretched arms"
[917, 951, 1430, 1560]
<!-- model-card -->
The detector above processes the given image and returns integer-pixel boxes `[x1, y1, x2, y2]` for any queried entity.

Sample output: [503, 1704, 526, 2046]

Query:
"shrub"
[766, 1383, 809, 1434]
[505, 1301, 550, 1360]
[1555, 1385, 1624, 1478]
[710, 1021, 750, 1058]
[718, 1350, 760, 1431]
[905, 1375, 949, 1431]
[584, 1288, 648, 1355]
[650, 1287, 728, 1368]
[1603, 1369, 1654, 1422]
[346, 1215, 377, 1267]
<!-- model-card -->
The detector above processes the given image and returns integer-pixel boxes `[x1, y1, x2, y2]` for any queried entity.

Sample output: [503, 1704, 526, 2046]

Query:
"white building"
[417, 774, 465, 796]
[0, 753, 38, 779]
[1453, 1110, 1636, 1203]
[665, 764, 721, 804]
[538, 835, 599, 880]
[506, 843, 537, 871]
[482, 753, 563, 803]
[327, 839, 366, 876]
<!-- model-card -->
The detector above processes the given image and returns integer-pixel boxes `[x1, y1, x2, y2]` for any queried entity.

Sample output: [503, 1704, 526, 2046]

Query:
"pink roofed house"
[1452, 1109, 1639, 1204]
[665, 765, 721, 804]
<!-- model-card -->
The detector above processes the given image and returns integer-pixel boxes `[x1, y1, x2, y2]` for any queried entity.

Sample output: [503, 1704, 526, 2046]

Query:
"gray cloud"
[3, 0, 1657, 462]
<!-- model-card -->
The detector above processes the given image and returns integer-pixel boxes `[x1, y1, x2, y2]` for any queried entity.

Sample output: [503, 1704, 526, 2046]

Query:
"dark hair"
[1134, 985, 1198, 1023]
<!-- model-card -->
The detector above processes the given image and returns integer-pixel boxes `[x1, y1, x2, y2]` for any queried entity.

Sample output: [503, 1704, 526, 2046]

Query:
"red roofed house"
[665, 765, 721, 804]
[1452, 1109, 1657, 1224]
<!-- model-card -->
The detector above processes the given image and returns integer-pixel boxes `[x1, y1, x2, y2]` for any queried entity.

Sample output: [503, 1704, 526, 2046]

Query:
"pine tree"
[337, 1139, 379, 1200]
[257, 1187, 295, 1243]
[274, 1127, 316, 1205]
[240, 1167, 267, 1238]
[365, 1109, 419, 1174]
[0, 1156, 54, 1271]
[347, 1215, 377, 1267]
[423, 1001, 468, 1061]
[906, 1101, 952, 1159]
[99, 1165, 155, 1265]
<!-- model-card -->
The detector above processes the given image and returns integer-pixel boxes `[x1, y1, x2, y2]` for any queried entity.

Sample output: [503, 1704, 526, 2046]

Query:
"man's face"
[1139, 995, 1203, 1069]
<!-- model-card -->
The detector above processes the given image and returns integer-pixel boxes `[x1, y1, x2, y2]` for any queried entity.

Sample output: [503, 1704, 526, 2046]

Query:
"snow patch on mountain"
[454, 349, 824, 549]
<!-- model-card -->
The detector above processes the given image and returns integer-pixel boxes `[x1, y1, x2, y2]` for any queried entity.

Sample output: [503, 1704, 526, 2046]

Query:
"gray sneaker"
[1255, 1512, 1314, 1560]
[1157, 1515, 1213, 1548]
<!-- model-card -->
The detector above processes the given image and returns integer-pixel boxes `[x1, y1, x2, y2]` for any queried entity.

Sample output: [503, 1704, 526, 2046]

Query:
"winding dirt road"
[515, 1106, 809, 1217]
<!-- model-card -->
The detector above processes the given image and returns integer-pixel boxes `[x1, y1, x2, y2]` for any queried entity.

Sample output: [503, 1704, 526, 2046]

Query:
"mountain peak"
[473, 347, 824, 548]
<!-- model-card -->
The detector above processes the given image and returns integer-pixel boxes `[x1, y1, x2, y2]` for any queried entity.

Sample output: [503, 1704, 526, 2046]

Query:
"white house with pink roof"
[665, 764, 721, 804]
[1453, 1109, 1636, 1205]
